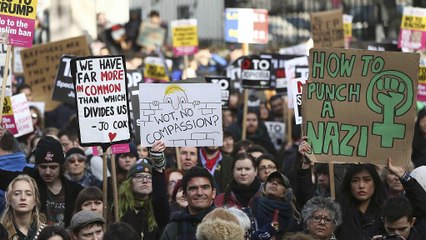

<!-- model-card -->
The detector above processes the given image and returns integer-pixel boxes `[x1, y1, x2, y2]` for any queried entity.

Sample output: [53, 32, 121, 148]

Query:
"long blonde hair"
[0, 174, 46, 238]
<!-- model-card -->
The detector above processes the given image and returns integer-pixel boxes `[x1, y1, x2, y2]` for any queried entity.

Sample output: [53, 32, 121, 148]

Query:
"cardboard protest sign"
[303, 48, 419, 166]
[71, 55, 131, 146]
[52, 55, 75, 104]
[290, 78, 307, 125]
[2, 93, 33, 137]
[127, 69, 144, 144]
[0, 0, 38, 48]
[241, 57, 272, 89]
[264, 121, 285, 151]
[136, 22, 166, 49]
[398, 7, 426, 50]
[139, 83, 222, 147]
[205, 76, 230, 109]
[0, 44, 12, 96]
[21, 36, 90, 111]
[171, 19, 199, 56]
[310, 9, 344, 48]
[144, 56, 172, 83]
[225, 8, 268, 44]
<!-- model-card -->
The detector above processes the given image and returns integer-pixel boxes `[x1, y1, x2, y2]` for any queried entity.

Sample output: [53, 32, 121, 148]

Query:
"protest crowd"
[0, 1, 426, 240]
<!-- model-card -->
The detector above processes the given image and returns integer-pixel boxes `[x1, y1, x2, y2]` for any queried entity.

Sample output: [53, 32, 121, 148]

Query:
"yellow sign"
[419, 66, 426, 84]
[172, 25, 198, 47]
[144, 63, 169, 81]
[2, 96, 13, 115]
[401, 15, 426, 31]
[343, 23, 352, 38]
[0, 0, 38, 19]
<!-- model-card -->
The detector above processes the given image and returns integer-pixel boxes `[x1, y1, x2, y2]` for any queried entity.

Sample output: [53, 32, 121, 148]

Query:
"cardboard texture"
[20, 36, 90, 111]
[303, 48, 419, 166]
[311, 9, 344, 48]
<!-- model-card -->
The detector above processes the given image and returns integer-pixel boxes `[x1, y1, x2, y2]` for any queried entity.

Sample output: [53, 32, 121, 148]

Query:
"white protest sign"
[264, 121, 285, 151]
[11, 93, 33, 137]
[285, 56, 308, 108]
[71, 55, 131, 146]
[139, 83, 222, 147]
[290, 78, 307, 125]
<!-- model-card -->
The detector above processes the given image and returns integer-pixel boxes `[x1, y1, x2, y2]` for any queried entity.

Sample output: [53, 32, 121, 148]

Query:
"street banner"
[127, 69, 144, 144]
[2, 93, 33, 137]
[290, 78, 308, 125]
[0, 0, 38, 48]
[225, 8, 268, 44]
[139, 83, 222, 147]
[241, 56, 272, 89]
[52, 55, 75, 104]
[264, 121, 286, 151]
[398, 6, 426, 50]
[303, 48, 419, 166]
[20, 36, 90, 111]
[144, 56, 172, 82]
[136, 22, 166, 49]
[71, 55, 131, 146]
[205, 76, 230, 109]
[171, 19, 198, 56]
[311, 9, 344, 48]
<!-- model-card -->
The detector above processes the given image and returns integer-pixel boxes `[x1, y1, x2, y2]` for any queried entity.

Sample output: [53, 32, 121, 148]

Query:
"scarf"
[172, 204, 216, 240]
[230, 178, 261, 207]
[199, 148, 221, 172]
[254, 196, 295, 232]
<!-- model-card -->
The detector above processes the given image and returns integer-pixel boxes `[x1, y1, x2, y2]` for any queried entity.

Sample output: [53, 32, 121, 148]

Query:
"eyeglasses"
[133, 174, 152, 182]
[259, 165, 277, 172]
[311, 215, 335, 224]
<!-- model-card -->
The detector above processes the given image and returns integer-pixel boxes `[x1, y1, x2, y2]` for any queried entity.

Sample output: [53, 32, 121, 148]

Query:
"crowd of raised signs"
[0, 8, 426, 240]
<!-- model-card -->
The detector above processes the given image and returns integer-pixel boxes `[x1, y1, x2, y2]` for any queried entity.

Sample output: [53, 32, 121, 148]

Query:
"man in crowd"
[161, 166, 216, 240]
[69, 210, 105, 240]
[0, 136, 83, 226]
[179, 147, 198, 172]
[198, 146, 233, 193]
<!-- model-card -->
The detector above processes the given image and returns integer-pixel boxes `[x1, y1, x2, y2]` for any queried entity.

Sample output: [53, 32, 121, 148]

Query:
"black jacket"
[0, 167, 83, 227]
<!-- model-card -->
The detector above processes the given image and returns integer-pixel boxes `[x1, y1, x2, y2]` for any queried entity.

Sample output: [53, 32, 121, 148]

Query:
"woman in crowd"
[73, 186, 104, 216]
[215, 153, 261, 209]
[0, 175, 46, 240]
[118, 141, 169, 239]
[251, 172, 301, 239]
[412, 108, 426, 167]
[301, 197, 342, 240]
[64, 148, 101, 188]
[164, 168, 183, 203]
[335, 164, 386, 240]
[256, 154, 278, 183]
[114, 143, 140, 186]
[169, 180, 187, 218]
[222, 130, 235, 156]
[38, 226, 70, 240]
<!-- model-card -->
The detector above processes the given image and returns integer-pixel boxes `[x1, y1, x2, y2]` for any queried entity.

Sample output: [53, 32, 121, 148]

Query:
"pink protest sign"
[0, 0, 38, 48]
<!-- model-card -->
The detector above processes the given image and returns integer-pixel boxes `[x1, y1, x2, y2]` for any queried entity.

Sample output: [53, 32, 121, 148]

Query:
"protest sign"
[205, 76, 230, 109]
[71, 55, 131, 146]
[398, 7, 426, 50]
[0, 44, 12, 96]
[241, 57, 272, 89]
[21, 36, 90, 111]
[226, 56, 246, 91]
[52, 55, 75, 104]
[13, 46, 23, 74]
[290, 78, 307, 125]
[0, 0, 38, 48]
[303, 48, 419, 166]
[264, 121, 285, 151]
[2, 93, 33, 137]
[144, 56, 172, 83]
[225, 8, 268, 44]
[127, 69, 144, 144]
[343, 14, 353, 48]
[139, 83, 222, 147]
[310, 9, 344, 48]
[285, 56, 308, 107]
[171, 19, 198, 56]
[136, 22, 166, 49]
[418, 66, 426, 102]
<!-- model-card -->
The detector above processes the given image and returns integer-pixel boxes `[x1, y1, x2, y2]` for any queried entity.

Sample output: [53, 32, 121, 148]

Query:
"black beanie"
[34, 136, 65, 165]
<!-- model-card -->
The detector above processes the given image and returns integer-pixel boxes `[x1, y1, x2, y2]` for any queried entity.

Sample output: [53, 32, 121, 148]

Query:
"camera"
[382, 233, 403, 240]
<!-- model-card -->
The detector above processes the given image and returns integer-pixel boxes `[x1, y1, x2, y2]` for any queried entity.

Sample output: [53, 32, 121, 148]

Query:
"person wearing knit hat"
[114, 142, 140, 186]
[0, 136, 83, 227]
[117, 141, 169, 239]
[69, 210, 105, 240]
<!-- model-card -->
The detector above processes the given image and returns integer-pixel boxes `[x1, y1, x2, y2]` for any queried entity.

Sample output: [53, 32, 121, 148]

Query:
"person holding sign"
[118, 141, 168, 240]
[251, 172, 301, 239]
